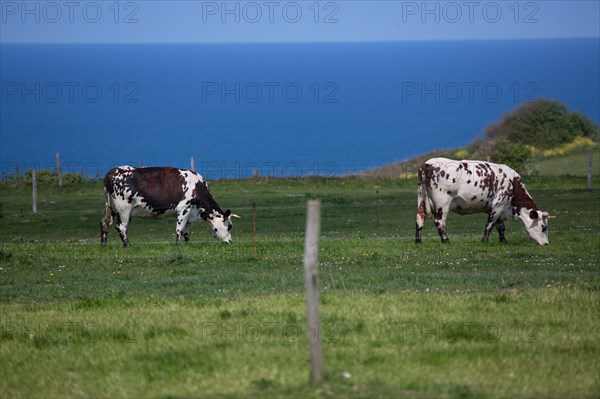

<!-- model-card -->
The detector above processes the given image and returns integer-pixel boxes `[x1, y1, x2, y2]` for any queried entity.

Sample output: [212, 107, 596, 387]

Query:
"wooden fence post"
[56, 152, 63, 187]
[587, 150, 593, 190]
[32, 170, 38, 214]
[375, 186, 381, 225]
[252, 202, 257, 258]
[15, 163, 21, 187]
[191, 156, 195, 172]
[303, 200, 325, 382]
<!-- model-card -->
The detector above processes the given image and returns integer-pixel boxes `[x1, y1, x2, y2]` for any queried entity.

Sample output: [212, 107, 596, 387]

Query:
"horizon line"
[2, 36, 599, 45]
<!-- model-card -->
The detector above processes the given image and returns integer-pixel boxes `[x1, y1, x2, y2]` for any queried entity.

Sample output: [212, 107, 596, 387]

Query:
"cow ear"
[223, 209, 231, 219]
[529, 210, 539, 220]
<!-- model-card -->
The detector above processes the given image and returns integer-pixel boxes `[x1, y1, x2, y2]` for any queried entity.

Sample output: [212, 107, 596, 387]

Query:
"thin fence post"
[252, 202, 257, 258]
[303, 200, 325, 382]
[191, 156, 195, 172]
[32, 170, 38, 214]
[587, 150, 593, 190]
[56, 152, 63, 187]
[375, 186, 381, 225]
[15, 163, 21, 187]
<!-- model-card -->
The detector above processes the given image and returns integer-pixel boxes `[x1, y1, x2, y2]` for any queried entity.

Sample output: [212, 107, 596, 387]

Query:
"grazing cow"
[101, 166, 238, 246]
[415, 157, 550, 245]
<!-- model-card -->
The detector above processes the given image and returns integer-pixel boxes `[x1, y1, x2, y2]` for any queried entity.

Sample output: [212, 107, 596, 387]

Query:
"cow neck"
[189, 178, 221, 215]
[511, 177, 538, 213]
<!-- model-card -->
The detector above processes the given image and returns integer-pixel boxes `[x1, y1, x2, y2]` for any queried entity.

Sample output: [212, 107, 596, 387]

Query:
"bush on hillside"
[483, 99, 598, 149]
[471, 99, 599, 172]
[490, 142, 531, 172]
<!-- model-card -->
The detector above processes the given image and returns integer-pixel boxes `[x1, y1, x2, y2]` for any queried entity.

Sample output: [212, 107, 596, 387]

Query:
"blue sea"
[1, 39, 599, 179]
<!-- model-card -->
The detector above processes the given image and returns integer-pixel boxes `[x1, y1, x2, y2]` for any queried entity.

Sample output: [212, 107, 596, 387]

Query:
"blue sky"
[1, 1, 599, 43]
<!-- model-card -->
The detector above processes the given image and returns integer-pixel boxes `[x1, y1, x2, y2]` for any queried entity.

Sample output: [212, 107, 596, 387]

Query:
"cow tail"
[417, 166, 430, 218]
[100, 185, 114, 244]
[104, 187, 110, 210]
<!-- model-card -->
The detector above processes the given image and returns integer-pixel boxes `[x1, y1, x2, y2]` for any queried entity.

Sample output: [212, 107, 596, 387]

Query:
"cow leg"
[495, 220, 507, 244]
[175, 212, 190, 245]
[100, 207, 114, 245]
[114, 211, 131, 247]
[182, 222, 191, 243]
[482, 212, 501, 243]
[415, 200, 426, 244]
[434, 206, 450, 244]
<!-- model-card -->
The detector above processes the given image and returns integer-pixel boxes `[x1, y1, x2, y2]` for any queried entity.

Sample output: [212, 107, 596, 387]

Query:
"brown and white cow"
[415, 157, 550, 245]
[101, 166, 238, 246]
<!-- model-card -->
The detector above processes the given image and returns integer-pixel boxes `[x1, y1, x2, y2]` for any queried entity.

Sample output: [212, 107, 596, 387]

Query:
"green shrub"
[490, 142, 531, 172]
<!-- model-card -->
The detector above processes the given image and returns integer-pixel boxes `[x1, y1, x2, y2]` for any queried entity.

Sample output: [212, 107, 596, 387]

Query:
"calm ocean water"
[1, 39, 599, 179]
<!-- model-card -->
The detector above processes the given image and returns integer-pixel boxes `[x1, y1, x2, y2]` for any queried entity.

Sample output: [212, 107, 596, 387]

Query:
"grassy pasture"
[532, 147, 600, 176]
[0, 176, 599, 398]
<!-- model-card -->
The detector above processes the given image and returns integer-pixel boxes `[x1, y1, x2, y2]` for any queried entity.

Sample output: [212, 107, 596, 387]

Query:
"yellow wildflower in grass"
[526, 145, 539, 157]
[400, 171, 419, 180]
[453, 149, 470, 159]
[541, 137, 596, 158]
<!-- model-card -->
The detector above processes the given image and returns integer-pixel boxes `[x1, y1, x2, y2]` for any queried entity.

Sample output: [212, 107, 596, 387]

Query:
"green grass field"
[531, 148, 600, 177]
[1, 176, 599, 398]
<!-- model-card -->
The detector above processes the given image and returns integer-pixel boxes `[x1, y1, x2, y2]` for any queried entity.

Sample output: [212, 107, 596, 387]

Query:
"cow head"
[517, 209, 550, 245]
[206, 209, 239, 244]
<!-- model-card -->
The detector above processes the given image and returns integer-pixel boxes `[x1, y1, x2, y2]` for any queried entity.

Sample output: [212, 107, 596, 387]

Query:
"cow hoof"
[415, 239, 422, 244]
[441, 239, 450, 244]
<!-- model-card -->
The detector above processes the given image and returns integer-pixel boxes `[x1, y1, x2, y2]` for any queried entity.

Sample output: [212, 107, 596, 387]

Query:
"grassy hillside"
[362, 147, 599, 179]
[1, 177, 599, 398]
